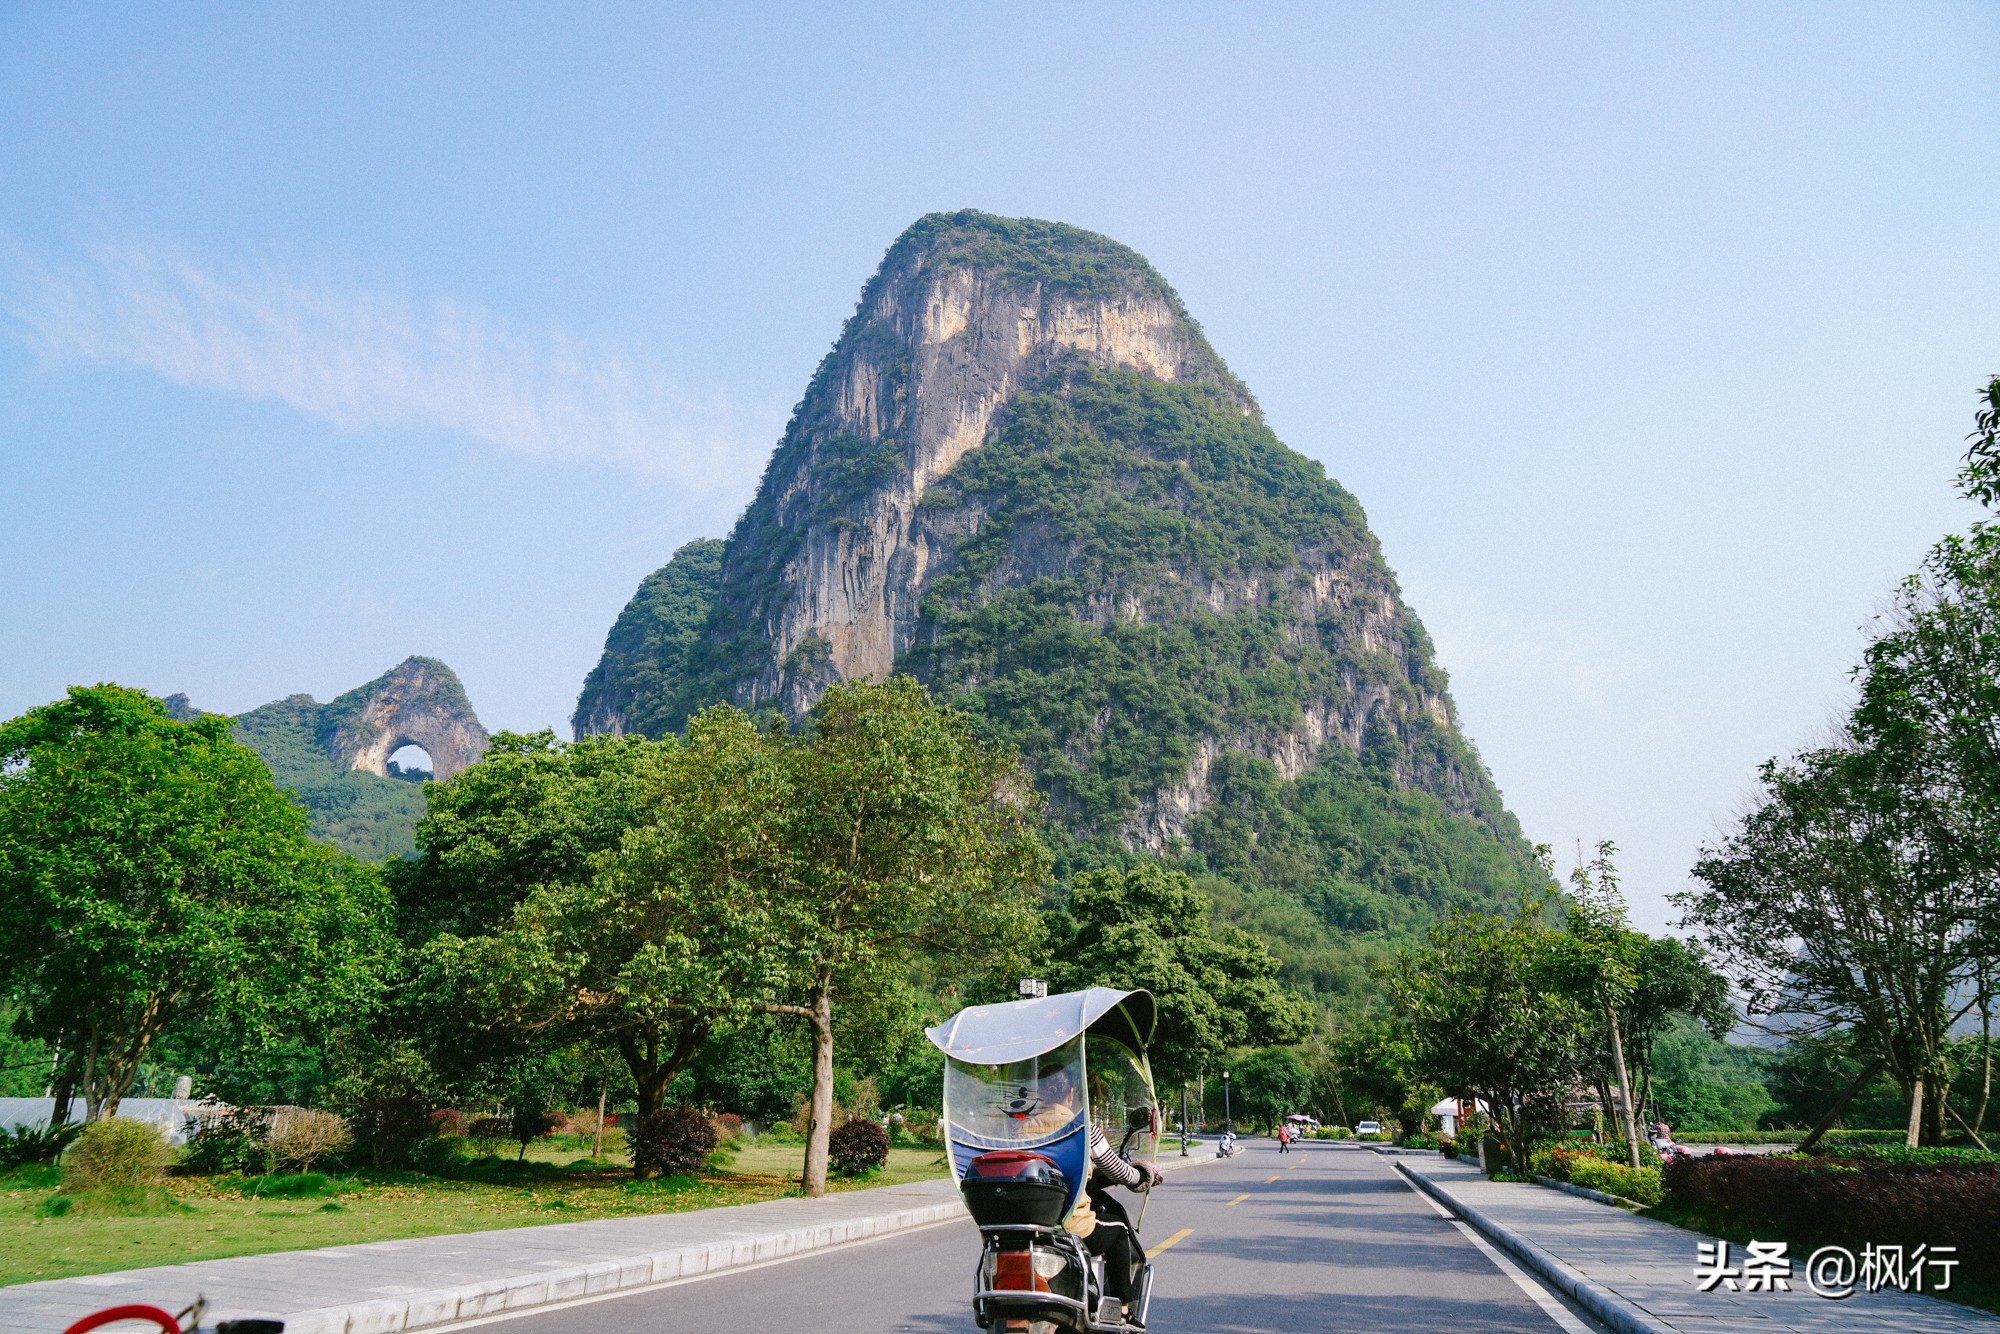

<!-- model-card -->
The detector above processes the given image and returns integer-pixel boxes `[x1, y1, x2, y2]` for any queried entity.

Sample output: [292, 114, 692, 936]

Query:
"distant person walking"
[1276, 1123, 1292, 1154]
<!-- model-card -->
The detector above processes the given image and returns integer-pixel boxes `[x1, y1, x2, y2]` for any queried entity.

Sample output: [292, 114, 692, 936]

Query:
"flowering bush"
[632, 1105, 718, 1179]
[829, 1117, 890, 1177]
[429, 1108, 468, 1138]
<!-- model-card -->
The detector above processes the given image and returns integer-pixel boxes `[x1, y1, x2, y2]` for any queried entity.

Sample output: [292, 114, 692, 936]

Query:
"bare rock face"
[321, 656, 489, 780]
[578, 211, 1524, 861]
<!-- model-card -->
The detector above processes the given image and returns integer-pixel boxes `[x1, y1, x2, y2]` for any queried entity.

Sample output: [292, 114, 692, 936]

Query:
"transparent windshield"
[1086, 1034, 1157, 1173]
[943, 1036, 1085, 1151]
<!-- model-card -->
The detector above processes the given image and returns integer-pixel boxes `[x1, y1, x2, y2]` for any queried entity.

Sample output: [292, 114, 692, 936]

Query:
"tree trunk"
[802, 971, 835, 1198]
[1797, 1055, 1886, 1153]
[1604, 1002, 1641, 1170]
[1904, 1075, 1925, 1149]
[594, 1074, 608, 1161]
[47, 1045, 82, 1131]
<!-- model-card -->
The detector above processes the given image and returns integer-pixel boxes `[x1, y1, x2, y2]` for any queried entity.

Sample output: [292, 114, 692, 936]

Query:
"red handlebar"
[62, 1306, 182, 1334]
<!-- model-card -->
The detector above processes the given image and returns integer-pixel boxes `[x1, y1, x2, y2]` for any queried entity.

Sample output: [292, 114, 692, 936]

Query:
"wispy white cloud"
[8, 243, 777, 485]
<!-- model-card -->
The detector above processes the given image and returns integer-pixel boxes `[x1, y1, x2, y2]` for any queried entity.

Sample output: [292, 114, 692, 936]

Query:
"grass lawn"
[0, 1138, 949, 1288]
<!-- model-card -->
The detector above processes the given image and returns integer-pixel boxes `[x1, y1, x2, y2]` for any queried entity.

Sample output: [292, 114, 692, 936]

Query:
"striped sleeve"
[1088, 1123, 1147, 1189]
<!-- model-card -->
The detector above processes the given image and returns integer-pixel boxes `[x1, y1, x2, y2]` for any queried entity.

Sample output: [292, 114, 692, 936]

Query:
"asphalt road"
[479, 1143, 1598, 1333]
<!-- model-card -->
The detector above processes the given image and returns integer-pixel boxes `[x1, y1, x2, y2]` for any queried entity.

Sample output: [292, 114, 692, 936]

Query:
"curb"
[239, 1196, 967, 1334]
[1532, 1174, 1645, 1211]
[1395, 1163, 1679, 1334]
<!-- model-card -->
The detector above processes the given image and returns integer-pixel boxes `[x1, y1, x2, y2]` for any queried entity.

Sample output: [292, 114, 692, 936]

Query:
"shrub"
[348, 1096, 431, 1168]
[266, 1109, 352, 1172]
[1, 1120, 85, 1167]
[1673, 1128, 1904, 1145]
[409, 1135, 468, 1176]
[510, 1106, 562, 1159]
[712, 1112, 744, 1140]
[1663, 1152, 2000, 1274]
[1315, 1126, 1352, 1140]
[467, 1116, 512, 1156]
[1567, 1156, 1663, 1205]
[632, 1105, 718, 1179]
[899, 1109, 941, 1144]
[430, 1108, 468, 1138]
[65, 1117, 170, 1193]
[829, 1117, 891, 1177]
[1399, 1132, 1439, 1150]
[1823, 1144, 2000, 1167]
[178, 1110, 272, 1175]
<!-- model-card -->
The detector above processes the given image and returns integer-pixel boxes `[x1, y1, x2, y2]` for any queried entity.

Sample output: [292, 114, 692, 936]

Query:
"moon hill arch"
[166, 656, 489, 860]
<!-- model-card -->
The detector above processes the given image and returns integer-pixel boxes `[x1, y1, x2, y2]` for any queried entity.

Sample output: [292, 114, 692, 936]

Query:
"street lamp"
[1180, 1082, 1190, 1157]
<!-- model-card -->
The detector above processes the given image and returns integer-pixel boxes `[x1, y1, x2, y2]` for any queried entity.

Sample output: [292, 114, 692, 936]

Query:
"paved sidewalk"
[1402, 1156, 1997, 1333]
[1, 1177, 964, 1334]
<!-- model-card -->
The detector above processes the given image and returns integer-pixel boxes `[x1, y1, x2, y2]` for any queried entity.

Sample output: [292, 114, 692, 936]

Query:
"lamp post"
[1180, 1083, 1190, 1157]
[1223, 1070, 1232, 1137]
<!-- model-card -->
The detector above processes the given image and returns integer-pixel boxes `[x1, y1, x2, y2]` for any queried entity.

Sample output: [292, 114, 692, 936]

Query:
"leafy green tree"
[401, 730, 665, 942]
[1046, 862, 1314, 1088]
[418, 707, 797, 1151]
[1329, 1023, 1437, 1135]
[1230, 1047, 1313, 1133]
[1551, 843, 1645, 1167]
[760, 678, 1048, 1197]
[1388, 897, 1589, 1171]
[0, 686, 392, 1120]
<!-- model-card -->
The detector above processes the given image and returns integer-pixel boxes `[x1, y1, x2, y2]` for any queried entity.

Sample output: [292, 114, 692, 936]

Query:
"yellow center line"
[1287, 1163, 1301, 1170]
[1225, 1192, 1251, 1206]
[1264, 1174, 1281, 1183]
[1147, 1227, 1194, 1258]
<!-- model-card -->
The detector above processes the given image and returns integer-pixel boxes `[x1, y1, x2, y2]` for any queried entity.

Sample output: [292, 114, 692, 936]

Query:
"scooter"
[929, 987, 1162, 1334]
[1217, 1130, 1236, 1158]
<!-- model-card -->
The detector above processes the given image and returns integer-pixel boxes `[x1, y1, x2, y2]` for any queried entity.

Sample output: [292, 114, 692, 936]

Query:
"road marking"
[1225, 1193, 1250, 1206]
[1400, 1169, 1591, 1334]
[1264, 1174, 1281, 1183]
[1287, 1163, 1301, 1170]
[1147, 1227, 1193, 1258]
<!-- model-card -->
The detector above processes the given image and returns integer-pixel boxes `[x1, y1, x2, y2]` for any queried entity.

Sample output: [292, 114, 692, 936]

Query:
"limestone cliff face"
[579, 211, 1519, 858]
[720, 215, 1247, 721]
[321, 656, 489, 780]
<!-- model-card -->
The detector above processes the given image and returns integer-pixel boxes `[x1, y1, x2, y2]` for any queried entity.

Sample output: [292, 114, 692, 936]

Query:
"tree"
[1683, 741, 1983, 1147]
[1328, 1023, 1437, 1136]
[1230, 1047, 1312, 1133]
[1387, 897, 1589, 1171]
[418, 707, 798, 1153]
[761, 678, 1048, 1197]
[0, 686, 391, 1120]
[1046, 862, 1314, 1088]
[400, 730, 664, 942]
[1552, 843, 1645, 1167]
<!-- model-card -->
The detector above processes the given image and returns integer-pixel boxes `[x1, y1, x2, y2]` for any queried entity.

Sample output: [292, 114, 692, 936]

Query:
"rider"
[1031, 1064, 1162, 1318]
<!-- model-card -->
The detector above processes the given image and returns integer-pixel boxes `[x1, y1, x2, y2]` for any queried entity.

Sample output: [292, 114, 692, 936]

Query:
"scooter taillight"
[994, 1250, 1039, 1291]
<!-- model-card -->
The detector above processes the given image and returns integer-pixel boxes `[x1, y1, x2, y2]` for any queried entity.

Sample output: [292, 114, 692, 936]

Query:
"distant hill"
[575, 211, 1544, 1001]
[172, 656, 489, 861]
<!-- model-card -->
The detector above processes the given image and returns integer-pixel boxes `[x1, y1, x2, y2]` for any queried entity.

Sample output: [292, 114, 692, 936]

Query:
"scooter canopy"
[925, 986, 1155, 1064]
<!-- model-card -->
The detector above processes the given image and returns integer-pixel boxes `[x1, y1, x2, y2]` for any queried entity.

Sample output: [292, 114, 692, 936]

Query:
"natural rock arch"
[320, 657, 489, 781]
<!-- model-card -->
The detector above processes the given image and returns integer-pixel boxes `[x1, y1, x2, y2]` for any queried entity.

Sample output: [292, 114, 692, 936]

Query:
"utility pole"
[1223, 1070, 1232, 1136]
[1180, 1083, 1190, 1156]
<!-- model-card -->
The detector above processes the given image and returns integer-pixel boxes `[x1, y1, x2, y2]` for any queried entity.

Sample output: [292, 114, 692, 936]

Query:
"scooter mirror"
[1125, 1104, 1153, 1132]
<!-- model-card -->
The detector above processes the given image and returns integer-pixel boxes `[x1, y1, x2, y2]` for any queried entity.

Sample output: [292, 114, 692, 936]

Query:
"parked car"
[1355, 1120, 1383, 1138]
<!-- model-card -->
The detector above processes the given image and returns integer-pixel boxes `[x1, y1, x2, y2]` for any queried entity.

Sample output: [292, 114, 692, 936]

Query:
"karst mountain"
[576, 211, 1538, 988]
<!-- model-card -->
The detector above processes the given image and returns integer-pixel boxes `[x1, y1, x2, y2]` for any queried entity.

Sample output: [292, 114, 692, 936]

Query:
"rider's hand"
[1149, 1165, 1164, 1187]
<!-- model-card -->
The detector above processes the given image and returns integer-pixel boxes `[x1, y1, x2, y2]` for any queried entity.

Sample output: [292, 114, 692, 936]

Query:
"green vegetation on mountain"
[575, 211, 1545, 1012]
[231, 696, 426, 861]
[573, 539, 725, 738]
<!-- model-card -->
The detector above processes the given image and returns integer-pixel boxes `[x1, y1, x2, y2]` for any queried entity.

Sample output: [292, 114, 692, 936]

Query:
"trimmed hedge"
[632, 1105, 717, 1180]
[1663, 1153, 2000, 1273]
[829, 1117, 891, 1176]
[1672, 1129, 1904, 1145]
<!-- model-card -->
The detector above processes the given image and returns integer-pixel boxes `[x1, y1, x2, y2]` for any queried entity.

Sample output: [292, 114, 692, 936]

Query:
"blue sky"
[3, 3, 1996, 929]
